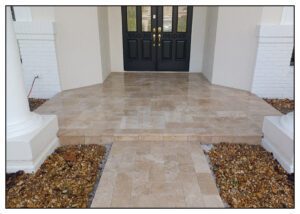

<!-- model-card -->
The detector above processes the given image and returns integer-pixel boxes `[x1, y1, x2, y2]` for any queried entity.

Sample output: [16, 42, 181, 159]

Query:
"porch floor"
[36, 72, 282, 207]
[36, 72, 281, 144]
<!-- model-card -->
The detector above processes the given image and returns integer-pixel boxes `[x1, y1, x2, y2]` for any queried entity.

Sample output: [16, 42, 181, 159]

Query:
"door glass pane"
[177, 6, 187, 32]
[163, 6, 173, 32]
[142, 6, 151, 32]
[127, 6, 137, 32]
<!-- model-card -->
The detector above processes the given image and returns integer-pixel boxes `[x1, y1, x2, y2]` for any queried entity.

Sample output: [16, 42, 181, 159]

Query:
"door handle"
[152, 27, 156, 47]
[157, 27, 162, 46]
[158, 34, 161, 47]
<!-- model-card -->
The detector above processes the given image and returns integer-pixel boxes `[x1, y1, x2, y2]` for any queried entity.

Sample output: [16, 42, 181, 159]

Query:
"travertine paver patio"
[91, 141, 223, 207]
[34, 72, 282, 207]
[36, 72, 281, 144]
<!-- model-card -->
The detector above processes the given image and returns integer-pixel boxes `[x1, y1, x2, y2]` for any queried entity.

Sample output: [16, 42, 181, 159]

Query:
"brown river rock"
[6, 144, 106, 208]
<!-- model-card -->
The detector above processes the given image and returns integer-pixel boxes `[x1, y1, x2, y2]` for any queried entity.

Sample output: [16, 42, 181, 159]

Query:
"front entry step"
[58, 133, 262, 145]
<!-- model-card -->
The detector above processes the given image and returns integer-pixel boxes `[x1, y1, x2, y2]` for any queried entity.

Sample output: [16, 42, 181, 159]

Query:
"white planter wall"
[13, 21, 61, 99]
[251, 25, 294, 99]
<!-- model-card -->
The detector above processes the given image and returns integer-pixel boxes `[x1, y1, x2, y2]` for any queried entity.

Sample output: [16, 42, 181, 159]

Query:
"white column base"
[261, 115, 294, 173]
[7, 112, 43, 138]
[262, 138, 293, 173]
[7, 115, 60, 173]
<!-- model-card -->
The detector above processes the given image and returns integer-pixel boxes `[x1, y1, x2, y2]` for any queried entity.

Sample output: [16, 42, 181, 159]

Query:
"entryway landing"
[35, 72, 281, 145]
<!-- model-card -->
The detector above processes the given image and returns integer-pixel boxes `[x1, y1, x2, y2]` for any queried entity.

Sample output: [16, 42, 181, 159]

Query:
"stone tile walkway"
[91, 141, 224, 208]
[36, 72, 281, 145]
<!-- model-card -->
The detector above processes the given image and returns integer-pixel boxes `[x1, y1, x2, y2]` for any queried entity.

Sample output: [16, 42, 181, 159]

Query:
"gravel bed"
[263, 98, 294, 114]
[205, 143, 294, 208]
[6, 144, 109, 208]
[28, 98, 48, 111]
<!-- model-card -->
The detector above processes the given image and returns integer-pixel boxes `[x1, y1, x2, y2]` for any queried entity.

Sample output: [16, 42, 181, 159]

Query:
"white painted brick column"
[7, 9, 60, 173]
[251, 25, 294, 99]
[13, 21, 61, 99]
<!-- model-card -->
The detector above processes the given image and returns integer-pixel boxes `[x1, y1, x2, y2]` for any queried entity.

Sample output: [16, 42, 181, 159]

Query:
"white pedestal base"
[262, 115, 294, 173]
[7, 115, 60, 173]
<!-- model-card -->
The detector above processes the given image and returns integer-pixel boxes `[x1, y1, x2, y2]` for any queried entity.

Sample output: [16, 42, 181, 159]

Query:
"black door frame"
[121, 6, 193, 71]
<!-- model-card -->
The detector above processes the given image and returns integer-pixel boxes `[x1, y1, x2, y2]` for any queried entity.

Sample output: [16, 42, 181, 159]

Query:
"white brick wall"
[14, 21, 61, 99]
[251, 25, 294, 99]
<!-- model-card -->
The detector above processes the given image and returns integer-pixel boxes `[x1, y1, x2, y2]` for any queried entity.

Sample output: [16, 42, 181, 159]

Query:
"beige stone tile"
[178, 163, 196, 174]
[131, 181, 151, 197]
[58, 128, 85, 136]
[114, 135, 139, 142]
[188, 135, 205, 142]
[190, 142, 211, 173]
[84, 136, 104, 145]
[37, 73, 284, 207]
[130, 193, 186, 207]
[179, 170, 205, 207]
[203, 195, 224, 208]
[135, 145, 151, 156]
[164, 158, 180, 182]
[193, 158, 211, 173]
[139, 134, 163, 141]
[100, 135, 114, 143]
[91, 170, 117, 207]
[149, 164, 165, 183]
[163, 135, 188, 142]
[110, 172, 133, 207]
[150, 181, 183, 196]
[197, 173, 219, 195]
[43, 71, 278, 144]
[59, 136, 84, 145]
[176, 151, 193, 165]
[151, 100, 176, 111]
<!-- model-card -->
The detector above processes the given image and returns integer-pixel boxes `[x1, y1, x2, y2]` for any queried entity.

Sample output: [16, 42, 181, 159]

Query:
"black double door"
[122, 6, 193, 71]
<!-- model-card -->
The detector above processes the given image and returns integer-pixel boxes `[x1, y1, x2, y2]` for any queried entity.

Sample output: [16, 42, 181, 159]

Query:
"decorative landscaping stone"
[207, 143, 294, 208]
[6, 144, 106, 208]
[263, 98, 294, 114]
[28, 98, 48, 111]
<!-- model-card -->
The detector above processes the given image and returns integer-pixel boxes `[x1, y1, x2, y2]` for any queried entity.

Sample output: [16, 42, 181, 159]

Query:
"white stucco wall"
[55, 7, 102, 90]
[261, 7, 283, 24]
[14, 7, 55, 22]
[97, 7, 111, 82]
[251, 6, 294, 99]
[13, 6, 293, 97]
[212, 7, 263, 91]
[202, 6, 292, 93]
[13, 6, 61, 98]
[251, 25, 294, 99]
[281, 7, 294, 25]
[31, 6, 55, 21]
[13, 7, 32, 21]
[189, 7, 207, 73]
[14, 6, 114, 93]
[202, 7, 218, 82]
[14, 22, 61, 99]
[108, 7, 124, 72]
